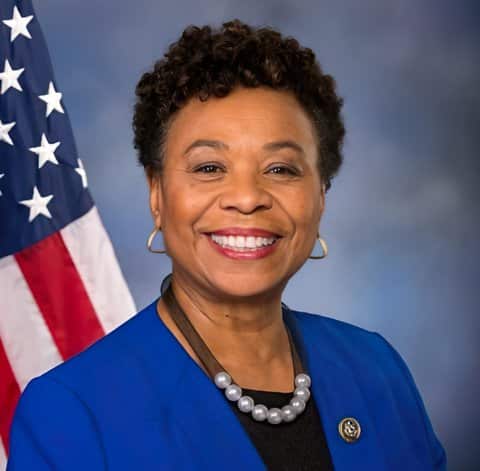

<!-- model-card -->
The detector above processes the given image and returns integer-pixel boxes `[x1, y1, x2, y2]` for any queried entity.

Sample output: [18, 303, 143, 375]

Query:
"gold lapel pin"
[338, 417, 361, 443]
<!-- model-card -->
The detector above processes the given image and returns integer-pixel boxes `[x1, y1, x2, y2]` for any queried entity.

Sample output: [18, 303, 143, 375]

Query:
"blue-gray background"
[34, 1, 479, 469]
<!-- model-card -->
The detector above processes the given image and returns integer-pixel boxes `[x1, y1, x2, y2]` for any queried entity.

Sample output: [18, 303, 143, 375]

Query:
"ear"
[315, 181, 326, 228]
[319, 181, 326, 212]
[148, 174, 163, 229]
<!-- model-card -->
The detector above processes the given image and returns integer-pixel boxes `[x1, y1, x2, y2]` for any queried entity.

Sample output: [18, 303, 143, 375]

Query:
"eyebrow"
[183, 139, 305, 156]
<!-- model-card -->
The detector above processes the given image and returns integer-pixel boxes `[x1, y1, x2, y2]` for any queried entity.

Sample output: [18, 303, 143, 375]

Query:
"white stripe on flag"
[0, 440, 6, 471]
[60, 206, 136, 333]
[0, 256, 62, 389]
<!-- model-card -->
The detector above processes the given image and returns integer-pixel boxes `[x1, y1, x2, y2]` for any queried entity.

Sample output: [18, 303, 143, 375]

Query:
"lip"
[205, 227, 281, 238]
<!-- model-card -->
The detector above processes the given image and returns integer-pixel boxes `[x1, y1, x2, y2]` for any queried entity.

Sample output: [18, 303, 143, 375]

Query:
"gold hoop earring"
[147, 227, 167, 254]
[309, 234, 328, 260]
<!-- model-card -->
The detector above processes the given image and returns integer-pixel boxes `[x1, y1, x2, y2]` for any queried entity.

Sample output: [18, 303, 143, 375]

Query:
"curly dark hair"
[133, 19, 345, 191]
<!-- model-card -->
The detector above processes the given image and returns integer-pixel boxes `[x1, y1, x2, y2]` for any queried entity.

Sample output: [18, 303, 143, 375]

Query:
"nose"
[219, 173, 273, 214]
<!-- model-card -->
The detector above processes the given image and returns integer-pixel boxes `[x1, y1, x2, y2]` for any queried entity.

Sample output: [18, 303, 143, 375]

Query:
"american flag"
[0, 0, 136, 465]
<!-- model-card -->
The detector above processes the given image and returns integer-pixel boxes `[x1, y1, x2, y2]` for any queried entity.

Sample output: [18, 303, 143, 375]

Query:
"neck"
[167, 270, 290, 368]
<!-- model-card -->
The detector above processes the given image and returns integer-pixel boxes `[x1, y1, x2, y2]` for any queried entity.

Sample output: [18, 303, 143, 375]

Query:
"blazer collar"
[140, 297, 388, 470]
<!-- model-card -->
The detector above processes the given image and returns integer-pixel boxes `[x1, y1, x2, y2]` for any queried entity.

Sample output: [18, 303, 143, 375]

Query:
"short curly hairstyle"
[133, 19, 345, 191]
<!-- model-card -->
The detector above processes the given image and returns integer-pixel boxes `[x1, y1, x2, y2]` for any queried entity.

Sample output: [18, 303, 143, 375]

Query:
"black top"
[227, 388, 334, 471]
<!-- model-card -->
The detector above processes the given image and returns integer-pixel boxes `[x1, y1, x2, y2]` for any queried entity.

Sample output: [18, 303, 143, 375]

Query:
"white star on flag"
[39, 82, 64, 117]
[75, 158, 88, 188]
[0, 120, 16, 145]
[0, 59, 24, 94]
[19, 185, 54, 222]
[0, 173, 4, 196]
[2, 6, 34, 42]
[29, 133, 60, 168]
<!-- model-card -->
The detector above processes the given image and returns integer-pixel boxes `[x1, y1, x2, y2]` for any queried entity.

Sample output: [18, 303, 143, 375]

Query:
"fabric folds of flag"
[0, 1, 136, 466]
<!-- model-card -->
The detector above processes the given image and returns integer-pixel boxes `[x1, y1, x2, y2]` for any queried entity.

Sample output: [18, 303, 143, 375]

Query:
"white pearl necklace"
[214, 371, 312, 424]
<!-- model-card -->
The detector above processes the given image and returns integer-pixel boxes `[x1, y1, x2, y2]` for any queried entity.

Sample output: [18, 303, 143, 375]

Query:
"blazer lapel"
[288, 311, 389, 470]
[169, 344, 266, 469]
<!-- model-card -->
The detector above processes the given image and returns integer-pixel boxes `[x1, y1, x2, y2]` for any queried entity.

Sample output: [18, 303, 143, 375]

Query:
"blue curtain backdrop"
[34, 1, 479, 469]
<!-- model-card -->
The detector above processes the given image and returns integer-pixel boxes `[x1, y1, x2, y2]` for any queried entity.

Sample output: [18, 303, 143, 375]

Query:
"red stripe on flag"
[15, 232, 105, 360]
[0, 339, 20, 453]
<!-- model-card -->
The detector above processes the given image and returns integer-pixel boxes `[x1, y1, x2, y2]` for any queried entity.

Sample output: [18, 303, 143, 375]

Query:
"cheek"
[291, 197, 322, 258]
[162, 181, 210, 234]
[284, 190, 322, 230]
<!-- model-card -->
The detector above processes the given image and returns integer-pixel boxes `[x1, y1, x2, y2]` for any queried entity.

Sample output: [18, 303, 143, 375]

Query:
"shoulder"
[290, 308, 397, 366]
[8, 300, 165, 468]
[289, 308, 424, 414]
[25, 298, 165, 398]
[7, 300, 169, 469]
[291, 308, 375, 339]
[290, 308, 434, 401]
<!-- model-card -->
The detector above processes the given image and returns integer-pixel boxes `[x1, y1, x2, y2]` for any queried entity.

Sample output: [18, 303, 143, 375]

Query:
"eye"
[194, 163, 224, 173]
[267, 165, 300, 176]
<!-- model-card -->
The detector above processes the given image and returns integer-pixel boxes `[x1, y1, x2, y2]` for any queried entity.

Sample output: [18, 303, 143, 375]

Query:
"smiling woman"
[7, 19, 446, 471]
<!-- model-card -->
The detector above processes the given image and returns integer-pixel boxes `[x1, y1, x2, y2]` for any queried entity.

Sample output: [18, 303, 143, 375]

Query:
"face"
[149, 86, 325, 301]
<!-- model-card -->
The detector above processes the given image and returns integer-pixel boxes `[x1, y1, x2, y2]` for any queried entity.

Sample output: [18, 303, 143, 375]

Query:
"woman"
[8, 20, 446, 470]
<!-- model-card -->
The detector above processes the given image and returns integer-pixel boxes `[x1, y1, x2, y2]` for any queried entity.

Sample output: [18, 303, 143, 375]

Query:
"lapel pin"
[338, 417, 361, 443]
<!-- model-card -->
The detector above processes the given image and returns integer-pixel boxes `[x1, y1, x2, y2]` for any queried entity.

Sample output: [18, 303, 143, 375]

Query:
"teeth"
[236, 236, 245, 248]
[210, 234, 277, 250]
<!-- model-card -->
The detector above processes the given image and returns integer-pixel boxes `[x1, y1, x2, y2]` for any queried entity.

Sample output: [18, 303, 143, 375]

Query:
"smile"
[210, 234, 278, 251]
[204, 229, 281, 260]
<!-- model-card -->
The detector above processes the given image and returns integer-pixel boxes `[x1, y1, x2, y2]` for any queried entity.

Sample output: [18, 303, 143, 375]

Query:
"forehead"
[165, 87, 318, 153]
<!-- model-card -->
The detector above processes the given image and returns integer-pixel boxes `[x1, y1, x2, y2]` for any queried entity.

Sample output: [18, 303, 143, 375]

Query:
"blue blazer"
[8, 299, 446, 470]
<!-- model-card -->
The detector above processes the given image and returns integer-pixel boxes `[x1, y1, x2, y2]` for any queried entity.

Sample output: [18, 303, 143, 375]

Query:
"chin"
[204, 271, 286, 301]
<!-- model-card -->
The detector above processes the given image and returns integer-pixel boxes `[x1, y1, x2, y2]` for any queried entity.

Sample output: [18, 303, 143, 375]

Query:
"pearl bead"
[252, 404, 268, 421]
[237, 396, 254, 413]
[281, 405, 297, 422]
[294, 386, 310, 402]
[267, 407, 283, 424]
[225, 384, 242, 401]
[290, 397, 306, 413]
[214, 371, 232, 389]
[294, 373, 311, 388]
